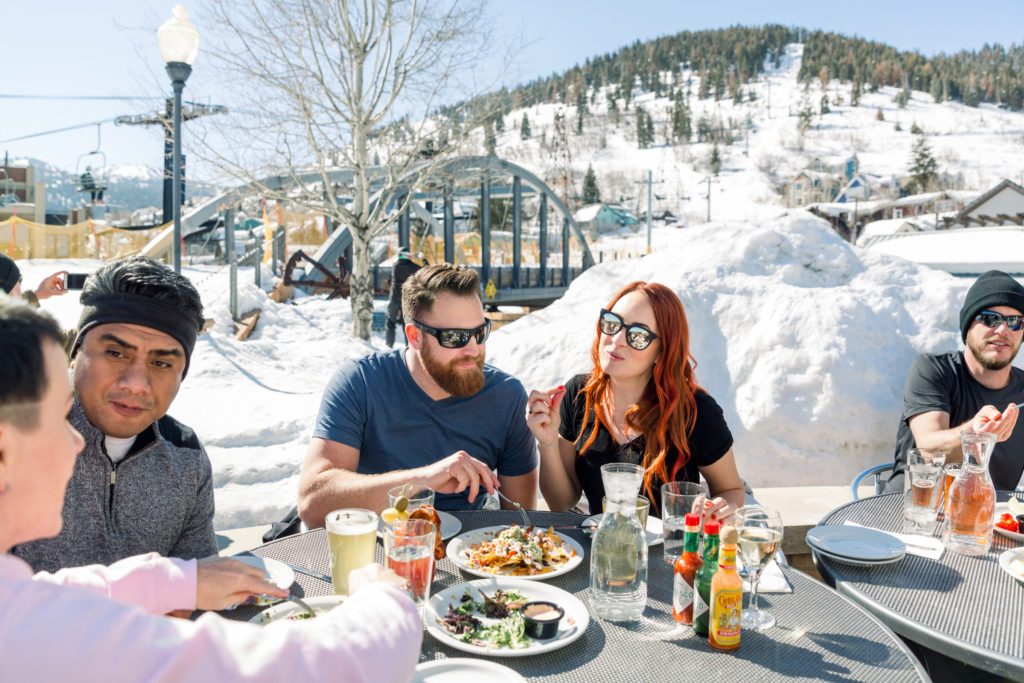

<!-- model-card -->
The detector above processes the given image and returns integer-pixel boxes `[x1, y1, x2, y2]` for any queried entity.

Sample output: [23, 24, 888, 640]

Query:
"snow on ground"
[14, 212, 981, 529]
[870, 226, 1024, 274]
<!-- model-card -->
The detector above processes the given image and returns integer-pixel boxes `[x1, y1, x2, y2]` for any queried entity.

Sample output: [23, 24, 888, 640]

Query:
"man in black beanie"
[885, 269, 1024, 493]
[14, 255, 217, 579]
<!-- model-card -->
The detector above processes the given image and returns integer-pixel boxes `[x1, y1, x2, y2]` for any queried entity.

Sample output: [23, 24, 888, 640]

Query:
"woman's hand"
[702, 496, 737, 525]
[525, 386, 566, 447]
[34, 271, 69, 300]
[194, 556, 289, 611]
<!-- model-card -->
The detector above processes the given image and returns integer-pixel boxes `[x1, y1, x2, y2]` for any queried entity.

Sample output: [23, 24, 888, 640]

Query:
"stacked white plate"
[806, 525, 907, 567]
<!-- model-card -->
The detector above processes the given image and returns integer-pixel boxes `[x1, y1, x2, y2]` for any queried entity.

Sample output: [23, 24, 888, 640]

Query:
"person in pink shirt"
[0, 298, 422, 682]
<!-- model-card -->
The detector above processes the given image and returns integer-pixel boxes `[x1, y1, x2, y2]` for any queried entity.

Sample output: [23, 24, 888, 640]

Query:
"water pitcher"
[944, 431, 997, 555]
[590, 463, 648, 621]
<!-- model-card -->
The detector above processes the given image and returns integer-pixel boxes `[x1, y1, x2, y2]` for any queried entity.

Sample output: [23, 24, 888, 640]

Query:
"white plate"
[446, 526, 584, 580]
[998, 548, 1024, 586]
[235, 556, 295, 603]
[412, 658, 527, 682]
[583, 514, 664, 546]
[994, 501, 1024, 543]
[250, 595, 345, 624]
[378, 510, 463, 541]
[812, 544, 906, 567]
[424, 578, 589, 657]
[805, 525, 906, 561]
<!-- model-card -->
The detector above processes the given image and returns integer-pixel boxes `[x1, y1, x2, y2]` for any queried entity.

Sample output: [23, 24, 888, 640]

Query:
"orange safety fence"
[0, 216, 172, 261]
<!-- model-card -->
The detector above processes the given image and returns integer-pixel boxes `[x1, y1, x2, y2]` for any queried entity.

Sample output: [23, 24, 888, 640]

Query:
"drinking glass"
[940, 463, 962, 516]
[603, 495, 650, 530]
[384, 518, 436, 609]
[661, 481, 708, 565]
[734, 505, 784, 630]
[325, 508, 378, 596]
[387, 484, 435, 513]
[902, 448, 945, 534]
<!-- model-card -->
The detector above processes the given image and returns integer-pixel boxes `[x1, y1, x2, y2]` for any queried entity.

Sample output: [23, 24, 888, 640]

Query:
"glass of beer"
[325, 508, 378, 596]
[384, 519, 436, 609]
[903, 449, 945, 534]
[941, 463, 962, 516]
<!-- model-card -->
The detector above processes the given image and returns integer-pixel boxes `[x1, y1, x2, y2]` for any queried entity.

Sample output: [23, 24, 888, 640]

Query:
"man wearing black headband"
[14, 255, 216, 573]
[886, 270, 1024, 493]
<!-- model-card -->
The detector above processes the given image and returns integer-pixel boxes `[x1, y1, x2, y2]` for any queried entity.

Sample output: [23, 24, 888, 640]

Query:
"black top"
[559, 373, 733, 516]
[890, 351, 1024, 491]
[388, 257, 421, 305]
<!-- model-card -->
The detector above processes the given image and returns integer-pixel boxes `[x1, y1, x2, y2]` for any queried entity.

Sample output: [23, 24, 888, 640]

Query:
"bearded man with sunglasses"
[886, 270, 1024, 493]
[297, 264, 538, 526]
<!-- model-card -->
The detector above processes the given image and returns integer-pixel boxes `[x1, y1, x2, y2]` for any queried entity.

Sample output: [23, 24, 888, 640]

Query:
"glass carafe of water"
[944, 431, 997, 555]
[590, 463, 648, 621]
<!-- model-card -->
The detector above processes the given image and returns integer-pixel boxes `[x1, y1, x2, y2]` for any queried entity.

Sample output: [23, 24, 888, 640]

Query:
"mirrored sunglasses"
[413, 318, 491, 348]
[976, 310, 1024, 332]
[598, 309, 659, 350]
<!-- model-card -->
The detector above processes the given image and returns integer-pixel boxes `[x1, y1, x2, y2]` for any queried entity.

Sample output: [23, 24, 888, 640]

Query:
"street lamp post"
[158, 5, 200, 274]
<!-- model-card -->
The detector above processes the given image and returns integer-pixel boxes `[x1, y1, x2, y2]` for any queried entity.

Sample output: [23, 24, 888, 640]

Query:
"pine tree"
[582, 165, 601, 204]
[710, 143, 722, 176]
[797, 103, 814, 133]
[908, 134, 939, 193]
[820, 94, 830, 115]
[520, 113, 531, 140]
[636, 106, 654, 149]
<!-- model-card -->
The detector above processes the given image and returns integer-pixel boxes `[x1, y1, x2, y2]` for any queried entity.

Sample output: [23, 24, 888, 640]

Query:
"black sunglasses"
[413, 318, 492, 348]
[975, 310, 1024, 332]
[598, 309, 659, 350]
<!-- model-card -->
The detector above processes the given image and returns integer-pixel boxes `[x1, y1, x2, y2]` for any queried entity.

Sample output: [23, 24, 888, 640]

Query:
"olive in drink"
[326, 508, 378, 596]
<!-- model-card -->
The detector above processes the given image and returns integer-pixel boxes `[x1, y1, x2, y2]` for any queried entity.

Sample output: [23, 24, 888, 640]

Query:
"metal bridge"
[174, 155, 595, 307]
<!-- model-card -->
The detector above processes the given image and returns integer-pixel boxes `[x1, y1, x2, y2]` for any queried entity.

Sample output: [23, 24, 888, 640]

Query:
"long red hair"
[576, 281, 701, 501]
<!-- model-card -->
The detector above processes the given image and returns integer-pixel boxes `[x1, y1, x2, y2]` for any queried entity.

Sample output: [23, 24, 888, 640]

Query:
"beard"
[967, 333, 1021, 371]
[421, 343, 486, 397]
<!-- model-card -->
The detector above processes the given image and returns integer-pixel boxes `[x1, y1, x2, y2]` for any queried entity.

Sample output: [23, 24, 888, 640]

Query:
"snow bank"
[488, 212, 971, 488]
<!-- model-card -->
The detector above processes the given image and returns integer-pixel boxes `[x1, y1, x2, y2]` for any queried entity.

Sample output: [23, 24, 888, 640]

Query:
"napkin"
[738, 559, 792, 593]
[842, 521, 945, 560]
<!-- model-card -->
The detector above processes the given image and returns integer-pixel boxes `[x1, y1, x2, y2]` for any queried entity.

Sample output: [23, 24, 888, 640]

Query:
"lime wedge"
[1007, 497, 1024, 518]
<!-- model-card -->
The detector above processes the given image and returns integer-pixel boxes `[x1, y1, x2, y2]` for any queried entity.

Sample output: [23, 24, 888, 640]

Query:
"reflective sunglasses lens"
[438, 329, 469, 348]
[599, 312, 621, 336]
[979, 312, 1024, 331]
[475, 323, 490, 344]
[626, 327, 653, 350]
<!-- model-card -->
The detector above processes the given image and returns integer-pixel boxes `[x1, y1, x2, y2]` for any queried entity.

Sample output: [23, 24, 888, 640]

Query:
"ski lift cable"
[0, 118, 121, 144]
[0, 94, 161, 101]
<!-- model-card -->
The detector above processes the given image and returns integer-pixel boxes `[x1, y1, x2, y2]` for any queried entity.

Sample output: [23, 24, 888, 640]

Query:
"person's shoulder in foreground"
[0, 296, 421, 682]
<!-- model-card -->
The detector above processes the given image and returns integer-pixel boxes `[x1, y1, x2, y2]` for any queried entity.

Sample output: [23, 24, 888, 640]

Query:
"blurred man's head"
[0, 299, 84, 547]
[402, 264, 489, 397]
[0, 254, 22, 297]
[69, 256, 204, 438]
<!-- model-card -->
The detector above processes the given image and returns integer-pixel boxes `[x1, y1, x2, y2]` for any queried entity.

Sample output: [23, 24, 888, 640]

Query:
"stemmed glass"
[734, 505, 784, 630]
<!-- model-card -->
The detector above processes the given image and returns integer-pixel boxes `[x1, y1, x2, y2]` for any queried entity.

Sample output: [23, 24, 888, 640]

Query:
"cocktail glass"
[384, 518, 436, 609]
[734, 505, 784, 630]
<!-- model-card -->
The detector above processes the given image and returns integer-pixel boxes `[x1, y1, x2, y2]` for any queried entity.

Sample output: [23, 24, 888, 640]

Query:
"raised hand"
[34, 271, 70, 300]
[525, 385, 566, 447]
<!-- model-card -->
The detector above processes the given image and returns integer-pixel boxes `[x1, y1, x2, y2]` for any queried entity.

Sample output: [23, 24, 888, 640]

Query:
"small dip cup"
[521, 601, 564, 639]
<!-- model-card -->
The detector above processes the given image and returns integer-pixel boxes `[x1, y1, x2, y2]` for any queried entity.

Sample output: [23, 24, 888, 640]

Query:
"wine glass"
[734, 505, 784, 630]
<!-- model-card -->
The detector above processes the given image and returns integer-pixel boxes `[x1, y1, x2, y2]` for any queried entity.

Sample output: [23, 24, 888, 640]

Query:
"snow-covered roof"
[868, 225, 1024, 274]
[808, 199, 890, 217]
[856, 218, 921, 245]
[573, 204, 602, 222]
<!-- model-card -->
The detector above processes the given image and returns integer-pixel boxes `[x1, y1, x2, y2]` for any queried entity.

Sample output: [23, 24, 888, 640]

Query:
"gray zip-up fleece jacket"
[14, 401, 217, 573]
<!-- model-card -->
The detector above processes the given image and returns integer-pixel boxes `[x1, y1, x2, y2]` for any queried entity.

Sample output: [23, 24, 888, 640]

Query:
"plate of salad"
[424, 578, 589, 657]
[994, 497, 1024, 542]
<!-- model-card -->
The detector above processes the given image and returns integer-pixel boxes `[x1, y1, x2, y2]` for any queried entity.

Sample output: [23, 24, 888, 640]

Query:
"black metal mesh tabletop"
[233, 510, 926, 681]
[815, 492, 1024, 680]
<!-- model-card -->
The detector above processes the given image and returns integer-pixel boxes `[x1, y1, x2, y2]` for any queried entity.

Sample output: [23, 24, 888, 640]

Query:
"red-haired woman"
[526, 281, 745, 521]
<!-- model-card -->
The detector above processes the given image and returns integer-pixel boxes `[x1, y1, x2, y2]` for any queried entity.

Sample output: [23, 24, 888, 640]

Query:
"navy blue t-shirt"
[313, 349, 537, 510]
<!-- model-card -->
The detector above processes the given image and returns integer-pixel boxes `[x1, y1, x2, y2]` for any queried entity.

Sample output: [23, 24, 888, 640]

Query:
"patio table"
[227, 510, 926, 681]
[813, 492, 1024, 681]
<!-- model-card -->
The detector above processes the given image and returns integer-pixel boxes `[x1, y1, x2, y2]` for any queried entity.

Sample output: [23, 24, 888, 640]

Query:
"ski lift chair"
[75, 125, 110, 203]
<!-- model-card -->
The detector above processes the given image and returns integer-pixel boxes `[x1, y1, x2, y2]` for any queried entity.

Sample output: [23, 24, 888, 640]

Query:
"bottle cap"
[720, 525, 738, 545]
[704, 520, 721, 534]
[684, 513, 700, 526]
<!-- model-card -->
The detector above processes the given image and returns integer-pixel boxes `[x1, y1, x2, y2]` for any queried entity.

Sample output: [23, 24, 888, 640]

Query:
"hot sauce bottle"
[709, 525, 742, 652]
[692, 520, 720, 637]
[672, 513, 703, 624]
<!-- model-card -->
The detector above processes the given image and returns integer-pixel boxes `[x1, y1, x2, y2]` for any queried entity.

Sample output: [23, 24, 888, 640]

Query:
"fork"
[496, 488, 532, 528]
[288, 594, 317, 618]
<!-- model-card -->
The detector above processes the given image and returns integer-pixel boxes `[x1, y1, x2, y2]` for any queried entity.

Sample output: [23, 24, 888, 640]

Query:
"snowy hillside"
[486, 44, 1024, 225]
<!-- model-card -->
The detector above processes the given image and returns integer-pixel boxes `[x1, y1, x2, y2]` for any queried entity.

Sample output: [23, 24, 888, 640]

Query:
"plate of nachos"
[446, 525, 584, 580]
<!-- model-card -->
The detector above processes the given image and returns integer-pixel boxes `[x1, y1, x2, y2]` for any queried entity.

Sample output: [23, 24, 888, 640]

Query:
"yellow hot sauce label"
[710, 587, 742, 647]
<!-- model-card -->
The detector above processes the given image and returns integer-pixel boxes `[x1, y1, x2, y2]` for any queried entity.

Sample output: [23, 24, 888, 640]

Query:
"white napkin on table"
[842, 521, 945, 560]
[737, 559, 792, 593]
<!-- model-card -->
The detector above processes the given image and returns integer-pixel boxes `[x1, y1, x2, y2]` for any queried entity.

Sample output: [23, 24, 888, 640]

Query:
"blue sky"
[3, 0, 1022, 175]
